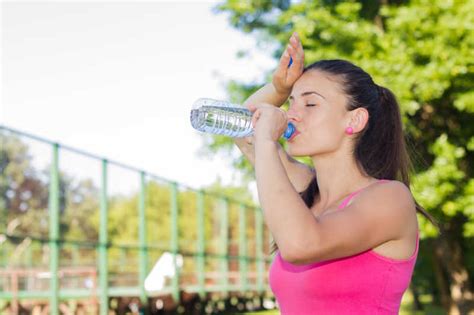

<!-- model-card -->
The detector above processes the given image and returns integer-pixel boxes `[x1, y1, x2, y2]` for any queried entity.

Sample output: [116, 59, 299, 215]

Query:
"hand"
[272, 32, 305, 96]
[249, 103, 288, 142]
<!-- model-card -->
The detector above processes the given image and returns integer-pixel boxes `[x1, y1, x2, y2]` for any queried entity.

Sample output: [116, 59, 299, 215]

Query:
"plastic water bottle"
[190, 98, 295, 140]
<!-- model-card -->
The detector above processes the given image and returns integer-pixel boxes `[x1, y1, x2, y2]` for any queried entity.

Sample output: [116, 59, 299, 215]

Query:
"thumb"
[251, 109, 261, 128]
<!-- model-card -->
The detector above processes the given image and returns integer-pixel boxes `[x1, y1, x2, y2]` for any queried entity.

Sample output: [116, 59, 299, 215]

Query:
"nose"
[287, 107, 302, 122]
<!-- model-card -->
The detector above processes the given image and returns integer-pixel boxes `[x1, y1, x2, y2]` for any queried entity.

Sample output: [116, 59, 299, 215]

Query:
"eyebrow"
[289, 91, 326, 100]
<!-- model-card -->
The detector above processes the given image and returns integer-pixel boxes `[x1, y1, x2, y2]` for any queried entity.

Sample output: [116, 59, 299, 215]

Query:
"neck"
[311, 149, 376, 209]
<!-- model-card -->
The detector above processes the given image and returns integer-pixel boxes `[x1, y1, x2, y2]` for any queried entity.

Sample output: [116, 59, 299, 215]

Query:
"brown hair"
[270, 59, 437, 254]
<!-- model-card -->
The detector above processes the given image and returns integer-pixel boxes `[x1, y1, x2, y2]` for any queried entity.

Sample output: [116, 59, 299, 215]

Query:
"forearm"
[235, 138, 288, 168]
[254, 139, 318, 257]
[234, 138, 256, 165]
[235, 138, 314, 191]
[243, 83, 290, 109]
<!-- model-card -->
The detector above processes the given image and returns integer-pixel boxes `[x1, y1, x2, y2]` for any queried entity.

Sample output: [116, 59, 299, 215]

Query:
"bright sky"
[1, 1, 275, 194]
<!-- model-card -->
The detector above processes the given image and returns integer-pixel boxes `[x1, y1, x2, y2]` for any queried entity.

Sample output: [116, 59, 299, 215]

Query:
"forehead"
[291, 70, 346, 103]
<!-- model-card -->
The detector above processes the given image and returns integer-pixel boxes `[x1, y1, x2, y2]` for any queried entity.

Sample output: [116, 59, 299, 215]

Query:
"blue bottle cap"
[283, 122, 295, 140]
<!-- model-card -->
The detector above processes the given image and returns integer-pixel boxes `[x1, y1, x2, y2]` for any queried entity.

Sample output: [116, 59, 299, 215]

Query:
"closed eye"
[306, 104, 317, 107]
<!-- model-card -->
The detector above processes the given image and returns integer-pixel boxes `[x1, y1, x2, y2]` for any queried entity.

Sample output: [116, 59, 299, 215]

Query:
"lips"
[288, 129, 300, 141]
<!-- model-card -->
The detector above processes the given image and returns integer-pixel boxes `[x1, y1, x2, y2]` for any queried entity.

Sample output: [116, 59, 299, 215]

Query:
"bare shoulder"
[355, 180, 415, 209]
[352, 180, 418, 239]
[378, 180, 414, 208]
[294, 179, 418, 263]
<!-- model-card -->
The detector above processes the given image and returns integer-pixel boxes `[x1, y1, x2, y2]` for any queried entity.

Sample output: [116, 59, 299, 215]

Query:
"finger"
[276, 48, 291, 75]
[285, 33, 298, 66]
[287, 43, 296, 58]
[248, 104, 256, 112]
[294, 33, 305, 69]
[286, 49, 300, 82]
[286, 45, 298, 74]
[245, 136, 253, 145]
[289, 33, 304, 71]
[250, 103, 270, 111]
[251, 110, 261, 128]
[287, 33, 302, 59]
[289, 33, 301, 60]
[289, 33, 299, 50]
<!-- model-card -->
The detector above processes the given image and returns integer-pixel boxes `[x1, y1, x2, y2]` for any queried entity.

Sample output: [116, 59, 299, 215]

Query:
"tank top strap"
[338, 179, 390, 209]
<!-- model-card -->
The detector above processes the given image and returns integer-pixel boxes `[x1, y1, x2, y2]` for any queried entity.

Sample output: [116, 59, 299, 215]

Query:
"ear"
[349, 107, 369, 133]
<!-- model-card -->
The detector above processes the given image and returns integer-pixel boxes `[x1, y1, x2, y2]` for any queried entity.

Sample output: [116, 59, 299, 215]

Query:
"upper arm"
[235, 139, 314, 192]
[278, 149, 315, 193]
[287, 181, 417, 264]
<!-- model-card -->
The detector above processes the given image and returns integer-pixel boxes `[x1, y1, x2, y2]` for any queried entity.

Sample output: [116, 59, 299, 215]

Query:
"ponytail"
[354, 85, 407, 182]
[374, 85, 438, 228]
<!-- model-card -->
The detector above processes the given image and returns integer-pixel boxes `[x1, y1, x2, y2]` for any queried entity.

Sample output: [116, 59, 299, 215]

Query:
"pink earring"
[345, 126, 354, 135]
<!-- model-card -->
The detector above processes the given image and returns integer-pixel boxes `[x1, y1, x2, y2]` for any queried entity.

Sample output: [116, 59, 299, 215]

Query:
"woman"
[234, 32, 435, 314]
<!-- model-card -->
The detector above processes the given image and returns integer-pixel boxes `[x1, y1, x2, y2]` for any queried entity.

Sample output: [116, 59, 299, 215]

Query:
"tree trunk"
[410, 283, 424, 311]
[434, 214, 474, 314]
[432, 245, 452, 311]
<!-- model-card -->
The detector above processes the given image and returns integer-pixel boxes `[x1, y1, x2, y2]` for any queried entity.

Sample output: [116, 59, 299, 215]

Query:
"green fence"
[0, 125, 273, 314]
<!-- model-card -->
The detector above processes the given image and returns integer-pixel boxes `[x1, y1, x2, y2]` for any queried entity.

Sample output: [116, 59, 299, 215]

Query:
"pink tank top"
[269, 180, 419, 314]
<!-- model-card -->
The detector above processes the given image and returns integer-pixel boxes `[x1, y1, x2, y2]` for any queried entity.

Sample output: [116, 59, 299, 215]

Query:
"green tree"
[0, 129, 105, 268]
[0, 131, 48, 236]
[103, 178, 259, 278]
[206, 0, 474, 312]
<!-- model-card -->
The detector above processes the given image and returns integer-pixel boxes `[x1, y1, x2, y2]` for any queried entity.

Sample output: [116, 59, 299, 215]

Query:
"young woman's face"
[286, 70, 351, 157]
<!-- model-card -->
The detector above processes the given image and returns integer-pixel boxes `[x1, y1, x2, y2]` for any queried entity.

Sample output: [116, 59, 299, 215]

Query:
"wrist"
[255, 136, 279, 148]
[270, 82, 291, 100]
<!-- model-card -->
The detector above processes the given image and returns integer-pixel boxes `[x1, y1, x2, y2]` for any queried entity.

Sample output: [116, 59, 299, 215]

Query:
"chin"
[287, 146, 311, 157]
[288, 143, 329, 157]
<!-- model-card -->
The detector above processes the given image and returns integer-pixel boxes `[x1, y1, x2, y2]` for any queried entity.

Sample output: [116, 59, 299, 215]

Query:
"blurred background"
[1, 0, 473, 314]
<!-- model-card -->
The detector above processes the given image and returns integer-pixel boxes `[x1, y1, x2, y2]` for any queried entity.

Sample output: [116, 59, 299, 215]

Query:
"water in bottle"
[190, 98, 295, 140]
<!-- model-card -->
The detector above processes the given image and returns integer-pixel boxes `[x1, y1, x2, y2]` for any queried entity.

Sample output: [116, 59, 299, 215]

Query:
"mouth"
[288, 129, 300, 141]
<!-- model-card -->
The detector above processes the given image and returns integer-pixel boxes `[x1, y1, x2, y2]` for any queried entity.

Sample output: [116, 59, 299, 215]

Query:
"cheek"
[287, 130, 337, 156]
[288, 113, 345, 156]
[309, 111, 343, 142]
[308, 128, 342, 151]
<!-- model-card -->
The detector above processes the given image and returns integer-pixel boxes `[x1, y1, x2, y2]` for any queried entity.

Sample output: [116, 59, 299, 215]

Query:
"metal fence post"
[48, 143, 60, 315]
[239, 203, 248, 292]
[196, 190, 206, 299]
[255, 207, 264, 293]
[220, 197, 229, 296]
[139, 171, 148, 306]
[170, 182, 180, 302]
[99, 159, 109, 315]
